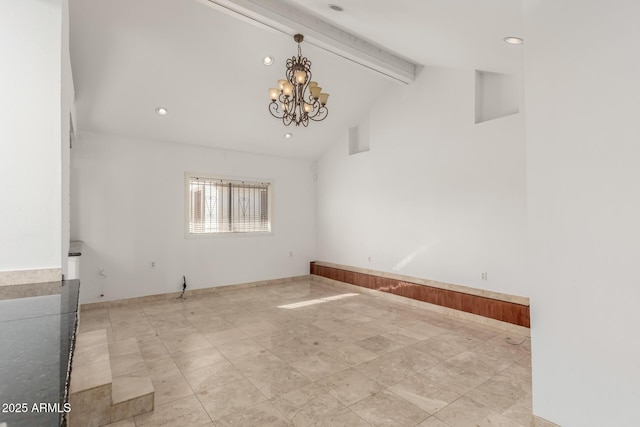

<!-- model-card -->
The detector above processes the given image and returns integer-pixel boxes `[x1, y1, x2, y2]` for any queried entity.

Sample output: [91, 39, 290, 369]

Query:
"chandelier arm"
[309, 105, 328, 122]
[268, 100, 284, 119]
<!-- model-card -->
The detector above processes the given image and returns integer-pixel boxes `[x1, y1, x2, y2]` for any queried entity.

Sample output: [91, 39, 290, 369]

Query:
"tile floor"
[78, 280, 532, 427]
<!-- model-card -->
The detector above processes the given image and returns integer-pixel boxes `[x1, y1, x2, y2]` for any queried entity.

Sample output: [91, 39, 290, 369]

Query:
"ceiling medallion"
[268, 34, 329, 127]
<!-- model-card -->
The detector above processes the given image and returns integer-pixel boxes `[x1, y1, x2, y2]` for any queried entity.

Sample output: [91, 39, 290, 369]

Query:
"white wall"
[316, 66, 527, 297]
[62, 0, 74, 277]
[0, 0, 63, 274]
[71, 132, 316, 303]
[524, 1, 640, 426]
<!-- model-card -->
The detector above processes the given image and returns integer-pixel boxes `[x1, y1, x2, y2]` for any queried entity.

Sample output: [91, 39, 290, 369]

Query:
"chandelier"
[268, 34, 329, 127]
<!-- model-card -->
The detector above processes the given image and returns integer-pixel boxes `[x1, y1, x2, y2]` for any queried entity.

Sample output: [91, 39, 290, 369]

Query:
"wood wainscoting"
[310, 262, 530, 328]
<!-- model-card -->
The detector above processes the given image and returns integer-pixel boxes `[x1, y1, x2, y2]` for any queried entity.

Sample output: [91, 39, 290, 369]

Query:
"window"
[186, 174, 272, 235]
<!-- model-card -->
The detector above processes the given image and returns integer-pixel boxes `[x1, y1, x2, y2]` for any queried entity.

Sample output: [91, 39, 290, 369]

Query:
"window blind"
[188, 176, 271, 234]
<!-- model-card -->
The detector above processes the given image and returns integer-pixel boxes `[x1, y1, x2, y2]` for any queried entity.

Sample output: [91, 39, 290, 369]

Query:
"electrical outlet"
[481, 272, 488, 280]
[151, 261, 156, 268]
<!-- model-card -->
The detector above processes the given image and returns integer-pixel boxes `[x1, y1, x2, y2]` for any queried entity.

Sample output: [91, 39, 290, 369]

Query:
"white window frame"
[184, 172, 274, 238]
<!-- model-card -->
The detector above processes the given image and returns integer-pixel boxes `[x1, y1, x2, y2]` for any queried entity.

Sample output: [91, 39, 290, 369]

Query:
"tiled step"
[111, 374, 154, 422]
[69, 330, 113, 427]
[69, 330, 154, 426]
[108, 338, 154, 422]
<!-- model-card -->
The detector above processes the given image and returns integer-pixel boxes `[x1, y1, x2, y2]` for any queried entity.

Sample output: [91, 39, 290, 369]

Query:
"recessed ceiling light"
[328, 4, 344, 12]
[262, 56, 274, 66]
[284, 132, 293, 139]
[504, 36, 523, 45]
[155, 107, 168, 116]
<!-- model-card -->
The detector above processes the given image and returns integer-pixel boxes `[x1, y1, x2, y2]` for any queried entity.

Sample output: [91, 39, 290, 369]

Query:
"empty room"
[1, 1, 639, 427]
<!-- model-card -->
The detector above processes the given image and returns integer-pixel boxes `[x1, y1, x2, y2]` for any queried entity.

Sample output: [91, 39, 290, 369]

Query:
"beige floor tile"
[415, 417, 451, 427]
[103, 417, 136, 427]
[465, 373, 529, 412]
[173, 347, 226, 372]
[410, 334, 472, 361]
[214, 400, 292, 427]
[214, 337, 268, 360]
[416, 417, 452, 427]
[109, 338, 140, 358]
[350, 389, 429, 427]
[112, 373, 154, 404]
[202, 326, 249, 345]
[311, 408, 372, 427]
[402, 321, 450, 339]
[354, 356, 412, 388]
[145, 357, 181, 381]
[456, 324, 501, 342]
[197, 377, 267, 420]
[477, 411, 527, 427]
[419, 361, 489, 395]
[356, 347, 440, 387]
[111, 351, 146, 377]
[382, 327, 431, 346]
[237, 319, 280, 337]
[248, 365, 312, 398]
[502, 403, 533, 426]
[389, 373, 460, 414]
[355, 335, 404, 354]
[134, 395, 211, 426]
[473, 338, 530, 364]
[186, 314, 234, 333]
[182, 360, 245, 393]
[137, 337, 171, 362]
[316, 369, 384, 406]
[231, 351, 290, 377]
[446, 351, 512, 378]
[434, 396, 492, 427]
[70, 358, 111, 392]
[73, 340, 110, 366]
[327, 342, 378, 366]
[270, 383, 329, 420]
[290, 393, 345, 427]
[151, 372, 194, 407]
[288, 352, 350, 381]
[161, 332, 213, 356]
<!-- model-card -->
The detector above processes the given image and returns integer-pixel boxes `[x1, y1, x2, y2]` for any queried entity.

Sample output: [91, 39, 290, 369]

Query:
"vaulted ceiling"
[69, 0, 523, 160]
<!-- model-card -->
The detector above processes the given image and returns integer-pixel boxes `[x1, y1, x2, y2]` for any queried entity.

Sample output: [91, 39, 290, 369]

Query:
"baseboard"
[80, 275, 311, 311]
[311, 261, 530, 328]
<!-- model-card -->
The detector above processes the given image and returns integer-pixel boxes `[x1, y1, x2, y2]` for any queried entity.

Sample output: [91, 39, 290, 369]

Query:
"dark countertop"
[0, 280, 79, 427]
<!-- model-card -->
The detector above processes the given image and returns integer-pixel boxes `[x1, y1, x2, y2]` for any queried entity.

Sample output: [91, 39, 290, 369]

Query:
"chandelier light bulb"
[269, 88, 279, 101]
[294, 70, 307, 84]
[282, 82, 294, 97]
[319, 93, 329, 105]
[310, 86, 321, 99]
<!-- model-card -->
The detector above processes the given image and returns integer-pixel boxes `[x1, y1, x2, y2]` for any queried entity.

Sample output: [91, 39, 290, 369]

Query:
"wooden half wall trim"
[310, 262, 530, 328]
